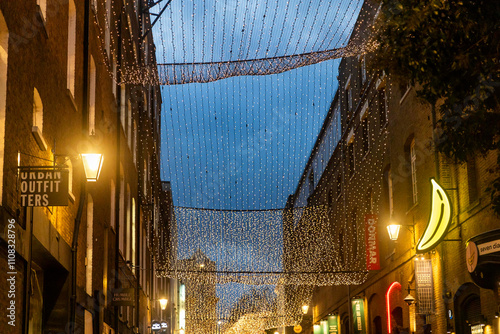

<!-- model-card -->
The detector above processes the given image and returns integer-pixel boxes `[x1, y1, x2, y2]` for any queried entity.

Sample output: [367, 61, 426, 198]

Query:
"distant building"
[286, 1, 500, 334]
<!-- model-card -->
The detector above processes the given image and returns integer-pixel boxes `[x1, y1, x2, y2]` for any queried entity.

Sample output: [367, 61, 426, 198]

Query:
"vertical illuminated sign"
[365, 214, 380, 270]
[327, 315, 338, 334]
[351, 299, 366, 334]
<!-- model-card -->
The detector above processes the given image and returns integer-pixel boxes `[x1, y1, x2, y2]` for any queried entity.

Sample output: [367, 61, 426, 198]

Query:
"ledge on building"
[32, 126, 48, 151]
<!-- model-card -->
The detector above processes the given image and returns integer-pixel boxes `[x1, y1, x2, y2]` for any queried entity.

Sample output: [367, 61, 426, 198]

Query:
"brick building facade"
[0, 0, 171, 333]
[286, 2, 500, 334]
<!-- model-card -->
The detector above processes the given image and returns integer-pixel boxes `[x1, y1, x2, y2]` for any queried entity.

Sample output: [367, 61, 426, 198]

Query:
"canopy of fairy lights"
[94, 0, 377, 332]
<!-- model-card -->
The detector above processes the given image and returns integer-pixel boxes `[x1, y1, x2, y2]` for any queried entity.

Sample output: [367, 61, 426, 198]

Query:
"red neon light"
[386, 281, 401, 334]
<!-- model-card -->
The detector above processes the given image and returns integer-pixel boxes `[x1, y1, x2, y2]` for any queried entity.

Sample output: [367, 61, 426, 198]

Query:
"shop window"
[67, 0, 76, 97]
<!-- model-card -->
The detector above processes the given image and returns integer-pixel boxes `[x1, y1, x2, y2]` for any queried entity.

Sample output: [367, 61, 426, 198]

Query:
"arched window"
[0, 10, 8, 205]
[86, 193, 94, 295]
[37, 0, 47, 22]
[33, 88, 43, 132]
[32, 88, 47, 150]
[67, 0, 76, 97]
[89, 55, 96, 135]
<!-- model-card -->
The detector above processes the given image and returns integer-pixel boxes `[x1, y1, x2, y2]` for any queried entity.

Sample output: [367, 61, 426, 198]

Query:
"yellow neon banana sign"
[416, 178, 452, 253]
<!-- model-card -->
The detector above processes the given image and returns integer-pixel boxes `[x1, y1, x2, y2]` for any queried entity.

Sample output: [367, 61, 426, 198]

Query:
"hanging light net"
[96, 0, 376, 85]
[93, 0, 378, 332]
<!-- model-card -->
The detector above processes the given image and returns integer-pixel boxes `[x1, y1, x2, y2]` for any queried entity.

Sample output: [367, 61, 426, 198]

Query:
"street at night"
[0, 0, 499, 334]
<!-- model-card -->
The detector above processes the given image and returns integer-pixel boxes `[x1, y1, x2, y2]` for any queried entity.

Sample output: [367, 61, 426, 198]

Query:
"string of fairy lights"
[88, 0, 389, 332]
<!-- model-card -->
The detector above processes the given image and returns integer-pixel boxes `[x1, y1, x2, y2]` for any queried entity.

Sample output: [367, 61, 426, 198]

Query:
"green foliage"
[371, 0, 500, 215]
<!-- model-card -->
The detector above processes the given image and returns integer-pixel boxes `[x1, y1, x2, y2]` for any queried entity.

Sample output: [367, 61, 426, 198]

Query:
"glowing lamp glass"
[81, 153, 103, 182]
[159, 298, 168, 310]
[301, 304, 309, 314]
[387, 224, 401, 241]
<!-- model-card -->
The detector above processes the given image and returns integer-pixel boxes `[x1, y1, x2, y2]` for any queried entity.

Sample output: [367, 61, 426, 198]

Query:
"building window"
[86, 194, 94, 295]
[361, 115, 369, 155]
[348, 142, 355, 177]
[410, 138, 418, 205]
[67, 0, 76, 97]
[33, 88, 43, 133]
[110, 179, 116, 230]
[378, 88, 387, 126]
[359, 56, 367, 85]
[0, 11, 7, 205]
[336, 174, 342, 199]
[467, 157, 478, 204]
[120, 85, 126, 129]
[105, 0, 111, 56]
[89, 56, 96, 135]
[345, 78, 353, 112]
[143, 160, 147, 195]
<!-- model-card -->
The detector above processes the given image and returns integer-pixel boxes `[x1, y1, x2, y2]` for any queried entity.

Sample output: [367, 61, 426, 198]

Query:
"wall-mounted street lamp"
[159, 298, 168, 310]
[81, 153, 103, 182]
[387, 224, 401, 241]
[301, 304, 309, 314]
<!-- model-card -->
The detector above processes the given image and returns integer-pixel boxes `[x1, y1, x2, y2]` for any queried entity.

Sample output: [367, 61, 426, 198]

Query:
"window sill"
[35, 5, 49, 39]
[68, 191, 75, 203]
[32, 126, 48, 151]
[66, 89, 77, 112]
